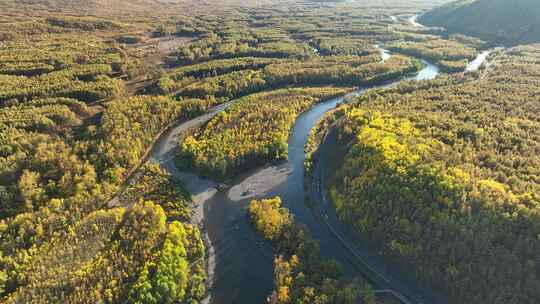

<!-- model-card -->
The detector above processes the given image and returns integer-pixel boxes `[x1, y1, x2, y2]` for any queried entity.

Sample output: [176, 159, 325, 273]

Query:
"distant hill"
[419, 0, 540, 45]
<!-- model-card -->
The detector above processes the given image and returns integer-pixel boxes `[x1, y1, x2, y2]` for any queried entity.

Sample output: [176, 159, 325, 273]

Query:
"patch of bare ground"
[228, 164, 292, 201]
[124, 35, 193, 95]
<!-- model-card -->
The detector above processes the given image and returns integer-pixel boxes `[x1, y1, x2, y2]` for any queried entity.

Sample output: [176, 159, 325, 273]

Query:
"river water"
[376, 44, 392, 62]
[152, 43, 488, 303]
[408, 15, 424, 28]
[202, 58, 441, 303]
[466, 50, 491, 72]
[416, 59, 439, 80]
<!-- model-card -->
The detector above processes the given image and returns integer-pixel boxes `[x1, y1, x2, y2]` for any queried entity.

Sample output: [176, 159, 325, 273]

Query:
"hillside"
[419, 0, 540, 45]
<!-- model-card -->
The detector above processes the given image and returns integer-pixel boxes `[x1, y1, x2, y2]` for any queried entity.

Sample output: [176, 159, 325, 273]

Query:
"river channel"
[151, 44, 489, 304]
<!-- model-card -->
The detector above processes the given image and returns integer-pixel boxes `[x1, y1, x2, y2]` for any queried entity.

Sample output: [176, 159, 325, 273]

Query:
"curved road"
[310, 127, 443, 304]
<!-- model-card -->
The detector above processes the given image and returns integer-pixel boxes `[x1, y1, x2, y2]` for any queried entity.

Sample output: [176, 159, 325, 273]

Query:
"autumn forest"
[0, 0, 539, 303]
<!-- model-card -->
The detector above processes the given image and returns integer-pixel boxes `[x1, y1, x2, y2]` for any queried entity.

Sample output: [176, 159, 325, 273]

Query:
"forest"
[166, 9, 446, 180]
[248, 197, 375, 304]
[177, 88, 348, 179]
[2, 0, 537, 303]
[325, 45, 540, 303]
[170, 54, 420, 101]
[0, 35, 126, 104]
[0, 9, 209, 301]
[385, 36, 476, 72]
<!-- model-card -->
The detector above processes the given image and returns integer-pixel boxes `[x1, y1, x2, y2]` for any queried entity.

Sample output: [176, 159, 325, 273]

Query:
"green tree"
[128, 221, 190, 304]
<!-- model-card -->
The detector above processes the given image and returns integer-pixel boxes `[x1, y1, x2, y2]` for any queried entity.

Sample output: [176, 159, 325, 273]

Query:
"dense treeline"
[177, 88, 348, 179]
[0, 16, 212, 296]
[1, 136, 206, 302]
[3, 199, 205, 303]
[158, 7, 442, 103]
[0, 35, 124, 71]
[261, 54, 421, 88]
[0, 94, 195, 217]
[314, 37, 376, 56]
[249, 197, 375, 304]
[158, 57, 284, 93]
[0, 70, 123, 104]
[174, 69, 267, 101]
[255, 4, 403, 45]
[1, 103, 98, 219]
[95, 94, 211, 187]
[326, 46, 540, 303]
[169, 29, 312, 65]
[0, 93, 209, 301]
[118, 164, 194, 222]
[0, 97, 89, 132]
[122, 165, 207, 303]
[89, 95, 208, 181]
[170, 54, 421, 101]
[0, 33, 133, 104]
[0, 0, 497, 302]
[386, 36, 476, 72]
[45, 16, 122, 31]
[0, 21, 66, 42]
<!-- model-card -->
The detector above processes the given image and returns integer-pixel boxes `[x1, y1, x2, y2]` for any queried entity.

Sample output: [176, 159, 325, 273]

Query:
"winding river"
[150, 44, 490, 303]
[376, 44, 392, 62]
[466, 50, 491, 72]
[408, 14, 424, 28]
